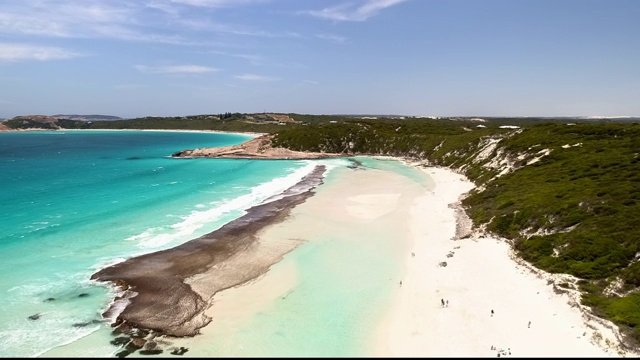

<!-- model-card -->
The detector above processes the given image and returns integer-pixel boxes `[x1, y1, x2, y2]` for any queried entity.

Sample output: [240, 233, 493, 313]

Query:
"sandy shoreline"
[91, 165, 327, 340]
[171, 134, 343, 160]
[88, 152, 638, 356]
[0, 127, 266, 137]
[164, 159, 636, 357]
[62, 128, 267, 137]
[157, 159, 424, 356]
[376, 165, 634, 357]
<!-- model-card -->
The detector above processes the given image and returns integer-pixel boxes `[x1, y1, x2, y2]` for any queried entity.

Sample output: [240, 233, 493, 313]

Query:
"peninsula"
[91, 165, 327, 353]
[171, 134, 342, 160]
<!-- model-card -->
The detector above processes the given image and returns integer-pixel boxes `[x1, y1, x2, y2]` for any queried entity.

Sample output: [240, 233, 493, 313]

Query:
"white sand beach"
[168, 160, 636, 357]
[376, 165, 634, 357]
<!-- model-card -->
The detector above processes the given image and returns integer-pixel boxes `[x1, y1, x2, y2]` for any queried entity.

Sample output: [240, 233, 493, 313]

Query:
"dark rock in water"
[133, 329, 149, 337]
[110, 337, 131, 347]
[73, 319, 103, 328]
[44, 297, 56, 302]
[131, 337, 147, 347]
[139, 349, 163, 355]
[78, 293, 90, 298]
[126, 156, 142, 160]
[171, 150, 188, 157]
[131, 329, 150, 338]
[115, 349, 132, 358]
[170, 347, 189, 356]
[90, 165, 328, 338]
[347, 158, 364, 169]
[125, 337, 146, 352]
[113, 279, 129, 291]
[144, 341, 158, 351]
[28, 313, 41, 320]
[111, 321, 149, 338]
[111, 318, 125, 329]
[112, 322, 132, 335]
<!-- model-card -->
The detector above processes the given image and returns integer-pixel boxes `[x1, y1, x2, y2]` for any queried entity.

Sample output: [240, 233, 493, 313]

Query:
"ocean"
[0, 130, 429, 357]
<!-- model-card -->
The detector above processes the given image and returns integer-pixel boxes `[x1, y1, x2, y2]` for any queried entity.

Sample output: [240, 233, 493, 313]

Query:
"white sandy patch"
[346, 193, 401, 220]
[171, 260, 299, 357]
[203, 260, 298, 332]
[158, 160, 636, 357]
[169, 166, 424, 356]
[376, 166, 635, 357]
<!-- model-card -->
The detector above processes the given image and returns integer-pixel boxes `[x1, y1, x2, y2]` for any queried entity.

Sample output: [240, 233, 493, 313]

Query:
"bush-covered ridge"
[1, 114, 286, 133]
[271, 118, 640, 347]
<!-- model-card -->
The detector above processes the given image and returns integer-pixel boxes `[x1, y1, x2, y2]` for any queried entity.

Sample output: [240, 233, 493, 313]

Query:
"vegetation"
[4, 113, 640, 346]
[2, 114, 285, 133]
[272, 117, 640, 346]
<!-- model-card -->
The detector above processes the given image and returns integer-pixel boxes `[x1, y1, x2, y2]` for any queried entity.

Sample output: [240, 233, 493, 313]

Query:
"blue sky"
[0, 0, 638, 118]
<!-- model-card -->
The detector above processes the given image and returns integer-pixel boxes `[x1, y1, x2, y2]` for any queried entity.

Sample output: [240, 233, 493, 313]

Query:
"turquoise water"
[0, 131, 431, 357]
[163, 161, 429, 358]
[202, 219, 407, 357]
[352, 156, 435, 188]
[0, 130, 321, 357]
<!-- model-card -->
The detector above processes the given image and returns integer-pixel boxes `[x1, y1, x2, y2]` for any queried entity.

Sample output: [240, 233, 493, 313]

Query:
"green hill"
[270, 117, 640, 348]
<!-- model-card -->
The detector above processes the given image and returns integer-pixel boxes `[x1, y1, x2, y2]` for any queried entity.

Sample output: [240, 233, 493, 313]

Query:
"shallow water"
[156, 160, 432, 357]
[0, 130, 319, 357]
[0, 131, 431, 357]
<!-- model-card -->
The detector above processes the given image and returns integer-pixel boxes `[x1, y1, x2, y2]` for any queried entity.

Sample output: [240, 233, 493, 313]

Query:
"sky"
[0, 0, 639, 119]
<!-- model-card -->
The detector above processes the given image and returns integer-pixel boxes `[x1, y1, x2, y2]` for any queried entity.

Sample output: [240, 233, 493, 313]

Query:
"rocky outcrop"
[171, 134, 343, 160]
[91, 166, 327, 337]
[0, 122, 11, 131]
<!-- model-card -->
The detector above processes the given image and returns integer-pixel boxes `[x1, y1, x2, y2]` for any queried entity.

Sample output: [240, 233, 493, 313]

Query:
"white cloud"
[0, 0, 135, 38]
[0, 0, 293, 48]
[305, 0, 408, 22]
[135, 64, 218, 74]
[145, 1, 181, 15]
[211, 51, 264, 65]
[177, 18, 301, 38]
[169, 0, 264, 7]
[316, 33, 348, 44]
[0, 1, 204, 45]
[0, 43, 81, 61]
[235, 73, 279, 81]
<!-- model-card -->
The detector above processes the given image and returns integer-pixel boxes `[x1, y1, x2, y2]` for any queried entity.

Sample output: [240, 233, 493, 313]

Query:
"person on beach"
[399, 280, 402, 287]
[491, 309, 494, 317]
[441, 299, 445, 307]
[528, 321, 531, 328]
[446, 300, 449, 307]
[411, 252, 415, 257]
